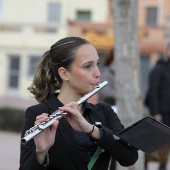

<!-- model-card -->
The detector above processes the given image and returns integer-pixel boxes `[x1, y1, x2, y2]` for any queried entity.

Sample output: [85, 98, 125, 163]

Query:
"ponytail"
[28, 51, 59, 103]
[28, 37, 90, 103]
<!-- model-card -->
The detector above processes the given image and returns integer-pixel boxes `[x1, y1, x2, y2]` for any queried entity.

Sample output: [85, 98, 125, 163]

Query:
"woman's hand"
[59, 102, 92, 134]
[154, 114, 162, 122]
[34, 113, 59, 164]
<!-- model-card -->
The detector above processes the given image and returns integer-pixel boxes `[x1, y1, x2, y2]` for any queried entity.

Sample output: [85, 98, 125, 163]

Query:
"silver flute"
[21, 81, 108, 145]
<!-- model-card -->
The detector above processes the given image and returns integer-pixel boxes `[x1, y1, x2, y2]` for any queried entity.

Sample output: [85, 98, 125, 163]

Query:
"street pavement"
[0, 131, 20, 170]
[0, 130, 170, 170]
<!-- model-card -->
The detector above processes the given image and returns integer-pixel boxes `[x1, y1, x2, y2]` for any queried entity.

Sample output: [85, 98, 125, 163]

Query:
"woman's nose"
[94, 66, 101, 78]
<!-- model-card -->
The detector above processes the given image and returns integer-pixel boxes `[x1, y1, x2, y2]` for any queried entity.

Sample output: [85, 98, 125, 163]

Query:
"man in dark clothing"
[144, 43, 170, 170]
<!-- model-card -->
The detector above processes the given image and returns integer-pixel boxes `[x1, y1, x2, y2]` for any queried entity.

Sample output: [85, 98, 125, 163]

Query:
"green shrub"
[0, 107, 25, 133]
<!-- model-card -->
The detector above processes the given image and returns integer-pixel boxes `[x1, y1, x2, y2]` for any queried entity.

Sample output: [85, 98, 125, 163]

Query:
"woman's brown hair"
[28, 37, 89, 103]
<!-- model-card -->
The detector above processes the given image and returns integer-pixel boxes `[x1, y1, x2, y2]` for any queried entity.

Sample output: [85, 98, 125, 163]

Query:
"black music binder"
[116, 116, 170, 154]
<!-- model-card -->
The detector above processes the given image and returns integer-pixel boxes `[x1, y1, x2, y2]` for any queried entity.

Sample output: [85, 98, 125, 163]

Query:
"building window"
[8, 55, 20, 89]
[48, 2, 61, 23]
[146, 7, 158, 26]
[28, 55, 41, 76]
[76, 11, 91, 21]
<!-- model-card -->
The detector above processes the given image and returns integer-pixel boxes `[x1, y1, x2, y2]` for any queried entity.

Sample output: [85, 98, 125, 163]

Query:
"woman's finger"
[36, 113, 48, 120]
[59, 102, 78, 114]
[51, 120, 59, 135]
[35, 115, 48, 125]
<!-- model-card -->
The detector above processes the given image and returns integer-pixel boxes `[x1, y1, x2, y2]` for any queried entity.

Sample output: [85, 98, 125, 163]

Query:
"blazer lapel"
[87, 105, 106, 127]
[58, 118, 82, 168]
[46, 94, 82, 169]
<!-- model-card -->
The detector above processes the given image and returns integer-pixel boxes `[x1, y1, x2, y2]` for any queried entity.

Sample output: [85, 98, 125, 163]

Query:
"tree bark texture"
[113, 0, 144, 170]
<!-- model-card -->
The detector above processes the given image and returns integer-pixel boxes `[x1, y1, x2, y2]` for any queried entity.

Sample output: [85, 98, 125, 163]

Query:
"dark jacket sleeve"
[95, 103, 138, 167]
[19, 106, 48, 170]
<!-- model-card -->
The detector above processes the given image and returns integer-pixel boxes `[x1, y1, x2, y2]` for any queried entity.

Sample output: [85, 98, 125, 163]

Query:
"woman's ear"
[58, 67, 69, 81]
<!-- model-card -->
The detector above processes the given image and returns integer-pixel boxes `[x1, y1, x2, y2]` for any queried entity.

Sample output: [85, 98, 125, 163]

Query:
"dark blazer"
[19, 94, 138, 170]
[145, 59, 170, 115]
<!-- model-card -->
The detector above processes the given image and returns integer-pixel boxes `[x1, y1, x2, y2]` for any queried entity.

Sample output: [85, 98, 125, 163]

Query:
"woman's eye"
[84, 64, 92, 69]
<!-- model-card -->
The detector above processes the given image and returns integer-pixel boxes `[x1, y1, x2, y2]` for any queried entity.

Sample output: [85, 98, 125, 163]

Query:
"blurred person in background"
[98, 49, 117, 113]
[19, 37, 138, 170]
[144, 42, 170, 170]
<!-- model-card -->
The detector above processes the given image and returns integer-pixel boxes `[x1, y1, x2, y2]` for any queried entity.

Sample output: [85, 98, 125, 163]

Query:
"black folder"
[116, 116, 170, 154]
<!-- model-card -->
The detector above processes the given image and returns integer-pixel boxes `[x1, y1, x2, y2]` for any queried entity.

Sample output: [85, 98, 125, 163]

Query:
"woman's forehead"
[75, 44, 98, 58]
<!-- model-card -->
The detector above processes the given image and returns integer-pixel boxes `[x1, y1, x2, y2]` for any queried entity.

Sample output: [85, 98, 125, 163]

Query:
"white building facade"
[0, 0, 108, 108]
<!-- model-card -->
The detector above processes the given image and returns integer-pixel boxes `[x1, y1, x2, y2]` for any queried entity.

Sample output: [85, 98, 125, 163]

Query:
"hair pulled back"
[28, 37, 89, 103]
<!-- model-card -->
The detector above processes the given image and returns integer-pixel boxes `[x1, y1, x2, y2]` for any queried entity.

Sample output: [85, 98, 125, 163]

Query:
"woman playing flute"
[19, 37, 138, 170]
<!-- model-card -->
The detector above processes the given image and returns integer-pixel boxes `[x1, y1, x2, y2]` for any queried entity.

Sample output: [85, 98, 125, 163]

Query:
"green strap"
[88, 122, 104, 170]
[87, 147, 104, 170]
